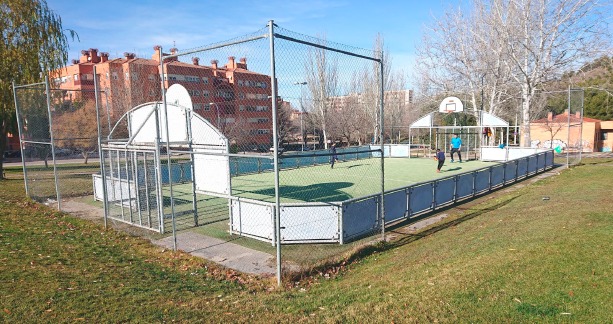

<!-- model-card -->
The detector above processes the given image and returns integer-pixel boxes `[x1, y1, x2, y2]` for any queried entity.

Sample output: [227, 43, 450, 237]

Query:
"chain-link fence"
[530, 89, 584, 166]
[14, 81, 104, 207]
[12, 21, 569, 286]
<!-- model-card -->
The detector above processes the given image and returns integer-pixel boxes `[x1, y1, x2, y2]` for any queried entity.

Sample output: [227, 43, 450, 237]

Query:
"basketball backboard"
[438, 96, 464, 113]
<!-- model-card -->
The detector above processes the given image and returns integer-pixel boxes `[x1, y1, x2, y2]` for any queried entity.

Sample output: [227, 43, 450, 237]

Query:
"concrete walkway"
[60, 200, 277, 276]
[152, 232, 276, 276]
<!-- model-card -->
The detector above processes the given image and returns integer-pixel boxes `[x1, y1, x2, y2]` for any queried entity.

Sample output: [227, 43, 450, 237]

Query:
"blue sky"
[46, 0, 462, 82]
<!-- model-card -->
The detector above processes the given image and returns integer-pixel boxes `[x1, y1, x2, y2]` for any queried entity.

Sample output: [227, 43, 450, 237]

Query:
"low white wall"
[93, 174, 136, 203]
[229, 198, 341, 244]
[481, 146, 551, 161]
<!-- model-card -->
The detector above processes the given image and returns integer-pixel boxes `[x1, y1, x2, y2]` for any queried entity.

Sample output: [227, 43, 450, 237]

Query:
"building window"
[202, 77, 209, 84]
[202, 91, 209, 98]
[203, 104, 211, 111]
[603, 132, 609, 141]
[149, 74, 155, 81]
[73, 74, 79, 81]
[238, 80, 243, 86]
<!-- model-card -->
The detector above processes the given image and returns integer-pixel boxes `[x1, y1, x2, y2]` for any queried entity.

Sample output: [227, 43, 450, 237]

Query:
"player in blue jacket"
[450, 134, 462, 163]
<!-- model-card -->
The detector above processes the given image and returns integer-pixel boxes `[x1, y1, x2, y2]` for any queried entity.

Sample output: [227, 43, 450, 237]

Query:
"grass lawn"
[1, 158, 611, 322]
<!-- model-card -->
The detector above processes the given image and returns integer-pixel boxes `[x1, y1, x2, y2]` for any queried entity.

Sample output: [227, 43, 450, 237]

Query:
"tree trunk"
[521, 85, 532, 148]
[0, 135, 5, 181]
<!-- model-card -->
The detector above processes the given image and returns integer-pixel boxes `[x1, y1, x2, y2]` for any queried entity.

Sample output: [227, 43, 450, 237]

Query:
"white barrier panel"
[508, 148, 539, 160]
[93, 174, 136, 203]
[230, 198, 274, 243]
[194, 148, 231, 195]
[481, 146, 508, 161]
[482, 147, 552, 162]
[389, 145, 409, 157]
[369, 144, 411, 158]
[280, 204, 340, 242]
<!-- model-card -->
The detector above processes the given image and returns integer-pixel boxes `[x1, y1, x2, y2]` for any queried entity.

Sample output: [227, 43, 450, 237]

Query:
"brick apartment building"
[52, 47, 274, 150]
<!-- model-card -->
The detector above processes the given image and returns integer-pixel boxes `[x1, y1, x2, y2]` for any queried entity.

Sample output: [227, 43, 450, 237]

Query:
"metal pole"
[294, 82, 307, 151]
[93, 66, 109, 229]
[186, 106, 199, 226]
[44, 76, 62, 210]
[153, 104, 165, 233]
[566, 85, 571, 168]
[578, 90, 584, 163]
[379, 54, 385, 241]
[159, 47, 178, 251]
[12, 81, 29, 196]
[104, 90, 112, 137]
[269, 20, 283, 286]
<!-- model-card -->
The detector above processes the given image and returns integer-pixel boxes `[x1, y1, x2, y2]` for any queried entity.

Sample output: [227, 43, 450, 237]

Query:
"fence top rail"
[162, 33, 268, 60]
[281, 148, 381, 159]
[280, 201, 342, 208]
[13, 82, 46, 89]
[229, 195, 276, 207]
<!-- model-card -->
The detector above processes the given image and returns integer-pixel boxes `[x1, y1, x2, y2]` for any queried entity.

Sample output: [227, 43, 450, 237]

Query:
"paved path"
[152, 232, 276, 276]
[60, 199, 277, 276]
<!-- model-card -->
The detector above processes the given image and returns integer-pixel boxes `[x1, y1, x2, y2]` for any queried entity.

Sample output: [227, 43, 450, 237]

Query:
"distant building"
[52, 47, 274, 149]
[529, 110, 613, 152]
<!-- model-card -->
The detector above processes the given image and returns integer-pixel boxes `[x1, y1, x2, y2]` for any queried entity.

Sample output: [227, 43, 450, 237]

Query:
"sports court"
[230, 157, 498, 203]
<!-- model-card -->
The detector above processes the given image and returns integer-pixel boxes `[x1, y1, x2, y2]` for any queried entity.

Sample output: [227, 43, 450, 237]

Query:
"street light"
[293, 82, 307, 151]
[209, 102, 221, 130]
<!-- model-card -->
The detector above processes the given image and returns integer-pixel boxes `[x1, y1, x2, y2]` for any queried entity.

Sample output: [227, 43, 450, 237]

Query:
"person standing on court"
[450, 133, 462, 163]
[329, 143, 338, 168]
[435, 148, 445, 173]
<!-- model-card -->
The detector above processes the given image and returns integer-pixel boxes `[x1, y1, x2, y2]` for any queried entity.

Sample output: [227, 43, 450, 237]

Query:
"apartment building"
[52, 47, 274, 149]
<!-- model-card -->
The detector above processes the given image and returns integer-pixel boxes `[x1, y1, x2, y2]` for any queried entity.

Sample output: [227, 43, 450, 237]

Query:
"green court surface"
[230, 157, 498, 203]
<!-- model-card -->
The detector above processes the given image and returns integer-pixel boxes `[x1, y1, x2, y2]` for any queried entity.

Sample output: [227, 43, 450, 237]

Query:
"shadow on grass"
[385, 194, 521, 249]
[345, 164, 365, 169]
[236, 181, 354, 202]
[286, 194, 523, 283]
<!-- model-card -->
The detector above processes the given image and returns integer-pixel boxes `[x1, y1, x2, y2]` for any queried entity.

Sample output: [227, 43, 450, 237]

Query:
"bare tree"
[275, 100, 296, 148]
[384, 71, 409, 143]
[490, 0, 608, 146]
[305, 37, 339, 150]
[53, 99, 101, 164]
[414, 0, 609, 147]
[358, 35, 390, 144]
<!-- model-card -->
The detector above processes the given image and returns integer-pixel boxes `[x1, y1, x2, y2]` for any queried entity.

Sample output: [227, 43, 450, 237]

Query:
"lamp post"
[293, 82, 307, 151]
[209, 102, 221, 130]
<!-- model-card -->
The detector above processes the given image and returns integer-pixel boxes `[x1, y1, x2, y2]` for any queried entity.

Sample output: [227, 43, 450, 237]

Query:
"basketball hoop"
[439, 96, 464, 113]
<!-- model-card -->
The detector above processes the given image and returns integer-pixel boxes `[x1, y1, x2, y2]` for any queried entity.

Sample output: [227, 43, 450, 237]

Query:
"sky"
[46, 0, 463, 86]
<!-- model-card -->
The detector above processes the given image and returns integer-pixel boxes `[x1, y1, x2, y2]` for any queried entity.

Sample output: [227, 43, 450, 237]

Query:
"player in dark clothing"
[329, 143, 338, 168]
[435, 148, 445, 173]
